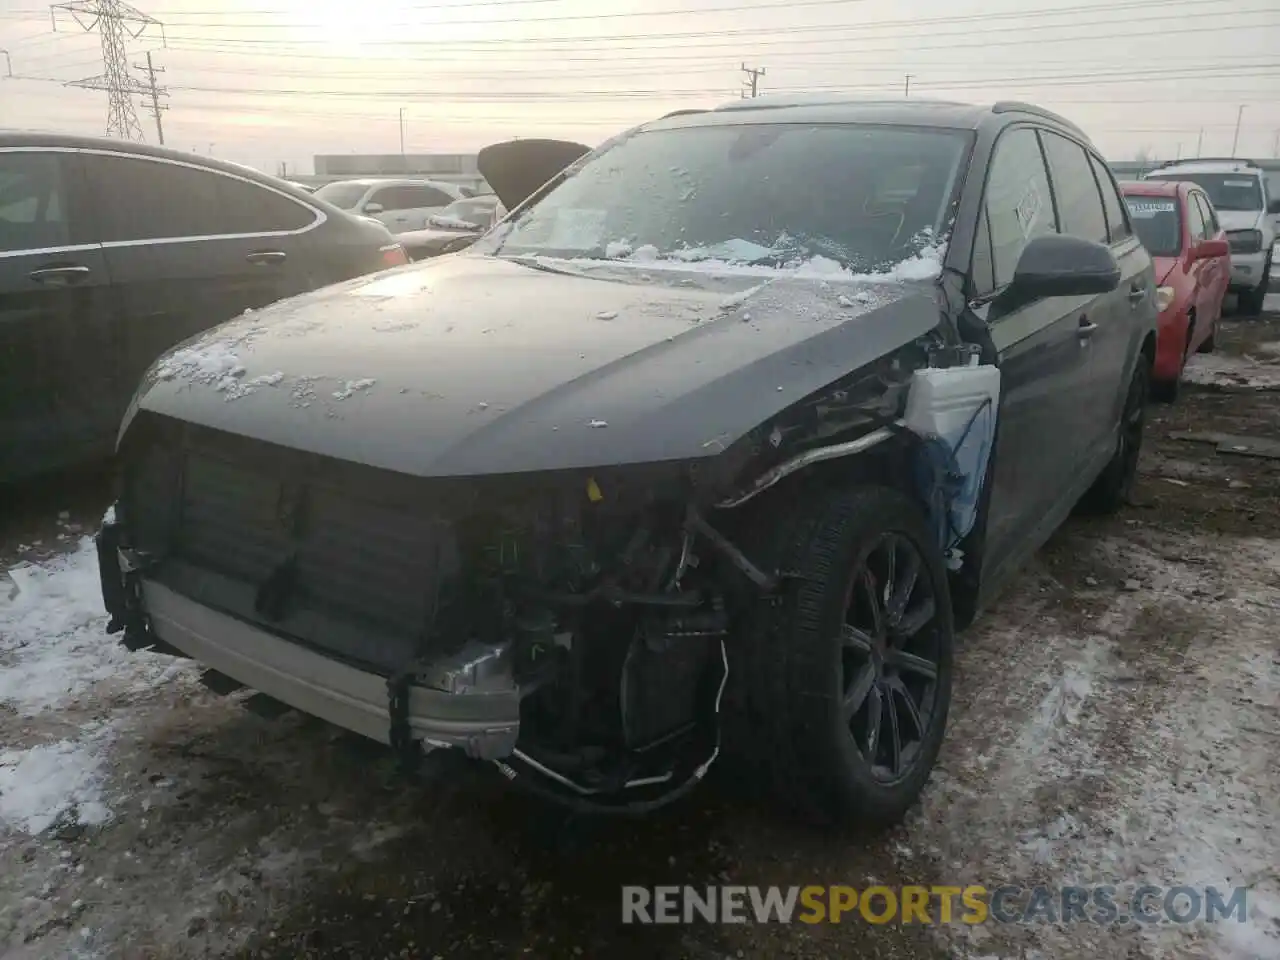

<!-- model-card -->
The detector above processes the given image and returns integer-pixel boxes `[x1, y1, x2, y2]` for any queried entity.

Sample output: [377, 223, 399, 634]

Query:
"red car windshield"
[1123, 194, 1182, 257]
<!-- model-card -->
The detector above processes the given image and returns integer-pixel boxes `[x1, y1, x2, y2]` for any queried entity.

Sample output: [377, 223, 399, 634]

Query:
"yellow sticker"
[586, 477, 604, 503]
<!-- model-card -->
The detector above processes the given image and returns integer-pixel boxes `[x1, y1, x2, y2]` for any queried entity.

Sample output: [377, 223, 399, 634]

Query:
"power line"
[50, 0, 162, 140]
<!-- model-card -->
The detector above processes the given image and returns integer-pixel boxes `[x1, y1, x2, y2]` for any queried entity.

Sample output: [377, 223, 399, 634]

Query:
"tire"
[1079, 357, 1149, 515]
[727, 485, 954, 829]
[1151, 319, 1194, 404]
[1197, 315, 1216, 354]
[1237, 253, 1272, 317]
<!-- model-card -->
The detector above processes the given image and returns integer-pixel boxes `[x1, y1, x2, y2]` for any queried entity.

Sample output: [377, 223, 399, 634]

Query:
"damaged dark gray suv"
[100, 97, 1157, 827]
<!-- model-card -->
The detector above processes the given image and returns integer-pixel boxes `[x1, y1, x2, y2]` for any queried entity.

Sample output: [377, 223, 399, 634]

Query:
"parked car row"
[0, 133, 408, 482]
[311, 177, 472, 233]
[96, 97, 1164, 831]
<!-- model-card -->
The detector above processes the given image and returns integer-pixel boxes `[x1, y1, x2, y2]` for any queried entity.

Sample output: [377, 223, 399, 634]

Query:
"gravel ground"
[2, 300, 1279, 960]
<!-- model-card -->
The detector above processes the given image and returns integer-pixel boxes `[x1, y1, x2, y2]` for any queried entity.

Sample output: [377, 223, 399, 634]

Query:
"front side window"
[1185, 194, 1209, 243]
[1122, 194, 1182, 257]
[90, 154, 314, 241]
[1040, 132, 1108, 245]
[1145, 172, 1263, 212]
[494, 122, 971, 274]
[0, 152, 71, 253]
[1193, 193, 1219, 234]
[981, 127, 1058, 291]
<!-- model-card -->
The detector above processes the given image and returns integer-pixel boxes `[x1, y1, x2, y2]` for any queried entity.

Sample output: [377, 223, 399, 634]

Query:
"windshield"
[493, 123, 970, 273]
[313, 181, 369, 210]
[1123, 195, 1182, 257]
[1145, 173, 1262, 212]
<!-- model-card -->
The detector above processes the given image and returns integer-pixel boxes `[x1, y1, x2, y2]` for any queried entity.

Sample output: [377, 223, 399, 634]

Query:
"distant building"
[302, 153, 486, 192]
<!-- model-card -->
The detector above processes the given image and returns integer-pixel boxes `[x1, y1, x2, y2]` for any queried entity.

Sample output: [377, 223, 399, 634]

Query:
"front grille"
[125, 422, 458, 672]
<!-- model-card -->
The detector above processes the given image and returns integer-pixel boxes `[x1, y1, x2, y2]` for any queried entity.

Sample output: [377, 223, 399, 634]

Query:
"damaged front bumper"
[97, 515, 521, 760]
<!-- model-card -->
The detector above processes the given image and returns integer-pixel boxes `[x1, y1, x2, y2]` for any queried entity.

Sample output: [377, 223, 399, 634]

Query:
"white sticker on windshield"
[1125, 199, 1177, 218]
[1224, 179, 1254, 188]
[546, 207, 607, 250]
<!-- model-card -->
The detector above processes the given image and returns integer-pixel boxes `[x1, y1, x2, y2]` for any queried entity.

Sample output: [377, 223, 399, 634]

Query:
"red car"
[1121, 180, 1231, 401]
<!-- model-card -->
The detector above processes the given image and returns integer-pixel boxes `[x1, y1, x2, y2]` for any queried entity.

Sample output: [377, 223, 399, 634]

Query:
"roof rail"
[990, 101, 1085, 135]
[1148, 156, 1258, 170]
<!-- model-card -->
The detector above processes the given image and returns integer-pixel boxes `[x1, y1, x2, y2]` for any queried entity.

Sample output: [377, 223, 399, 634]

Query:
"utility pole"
[1272, 128, 1279, 159]
[0, 50, 11, 78]
[740, 62, 765, 98]
[52, 0, 162, 141]
[1231, 104, 1245, 156]
[904, 73, 913, 97]
[1195, 128, 1203, 158]
[132, 49, 166, 144]
[399, 107, 406, 158]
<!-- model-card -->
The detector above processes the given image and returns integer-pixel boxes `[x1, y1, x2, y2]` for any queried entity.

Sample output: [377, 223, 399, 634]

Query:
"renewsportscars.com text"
[621, 885, 1248, 926]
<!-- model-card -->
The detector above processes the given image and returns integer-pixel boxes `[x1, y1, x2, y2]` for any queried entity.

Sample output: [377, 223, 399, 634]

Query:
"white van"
[312, 178, 468, 234]
[1144, 158, 1279, 314]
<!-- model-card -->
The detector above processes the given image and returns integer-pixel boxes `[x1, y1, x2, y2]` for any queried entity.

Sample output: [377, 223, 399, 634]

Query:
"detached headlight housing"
[1227, 229, 1263, 255]
[1155, 286, 1176, 313]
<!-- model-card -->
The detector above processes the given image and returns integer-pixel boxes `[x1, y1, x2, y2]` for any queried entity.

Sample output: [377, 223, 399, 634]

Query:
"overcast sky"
[1, 0, 1277, 174]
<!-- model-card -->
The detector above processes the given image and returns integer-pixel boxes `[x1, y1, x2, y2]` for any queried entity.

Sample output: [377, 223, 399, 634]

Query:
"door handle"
[246, 250, 287, 265]
[29, 264, 91, 285]
[1078, 317, 1099, 338]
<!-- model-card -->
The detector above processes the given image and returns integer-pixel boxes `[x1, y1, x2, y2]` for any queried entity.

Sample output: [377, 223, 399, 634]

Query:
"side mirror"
[1192, 238, 1229, 261]
[363, 202, 384, 214]
[1007, 234, 1121, 303]
[1268, 198, 1280, 215]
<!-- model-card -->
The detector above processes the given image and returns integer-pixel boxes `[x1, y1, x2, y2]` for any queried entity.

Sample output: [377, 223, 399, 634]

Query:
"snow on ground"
[913, 530, 1280, 960]
[1184, 352, 1280, 390]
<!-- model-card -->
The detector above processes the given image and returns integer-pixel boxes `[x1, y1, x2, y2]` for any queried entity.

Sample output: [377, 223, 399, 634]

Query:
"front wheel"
[1079, 357, 1149, 514]
[728, 486, 954, 828]
[1237, 254, 1272, 316]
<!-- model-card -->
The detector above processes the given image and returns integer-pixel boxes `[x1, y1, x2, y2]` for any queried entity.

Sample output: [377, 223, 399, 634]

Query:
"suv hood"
[477, 139, 590, 209]
[124, 255, 940, 478]
[1217, 209, 1265, 233]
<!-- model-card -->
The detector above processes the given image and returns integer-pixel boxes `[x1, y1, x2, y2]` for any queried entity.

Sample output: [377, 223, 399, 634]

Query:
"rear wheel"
[728, 486, 954, 828]
[1080, 357, 1149, 514]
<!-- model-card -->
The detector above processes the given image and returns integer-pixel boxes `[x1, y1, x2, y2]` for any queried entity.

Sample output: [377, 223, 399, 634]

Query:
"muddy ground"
[2, 300, 1279, 960]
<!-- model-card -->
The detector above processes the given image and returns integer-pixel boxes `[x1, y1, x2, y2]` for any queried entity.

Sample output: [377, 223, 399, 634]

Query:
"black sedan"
[101, 98, 1156, 828]
[0, 133, 406, 482]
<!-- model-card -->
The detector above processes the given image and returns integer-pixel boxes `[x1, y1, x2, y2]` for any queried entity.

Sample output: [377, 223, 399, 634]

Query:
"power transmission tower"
[51, 0, 163, 141]
[740, 63, 765, 98]
[133, 49, 167, 143]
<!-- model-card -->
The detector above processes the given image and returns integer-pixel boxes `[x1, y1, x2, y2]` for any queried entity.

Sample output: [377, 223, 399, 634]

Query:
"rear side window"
[1040, 132, 1108, 244]
[89, 154, 315, 242]
[0, 151, 72, 253]
[374, 184, 455, 210]
[976, 127, 1058, 293]
[1088, 154, 1132, 243]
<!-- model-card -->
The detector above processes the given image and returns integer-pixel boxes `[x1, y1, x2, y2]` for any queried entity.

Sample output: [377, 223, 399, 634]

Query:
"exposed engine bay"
[101, 336, 999, 815]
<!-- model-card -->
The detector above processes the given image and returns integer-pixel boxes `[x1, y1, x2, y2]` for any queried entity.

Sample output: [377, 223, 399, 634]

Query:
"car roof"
[1144, 158, 1261, 176]
[0, 130, 298, 190]
[1120, 179, 1185, 198]
[640, 96, 1091, 141]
